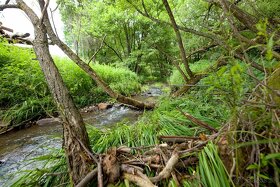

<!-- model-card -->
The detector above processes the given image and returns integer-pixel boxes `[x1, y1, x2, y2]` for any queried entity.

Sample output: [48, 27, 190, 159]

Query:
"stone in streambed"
[36, 118, 61, 126]
[98, 103, 113, 110]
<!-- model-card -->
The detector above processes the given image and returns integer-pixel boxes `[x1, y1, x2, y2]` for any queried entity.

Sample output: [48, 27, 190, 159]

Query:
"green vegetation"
[0, 42, 141, 128]
[1, 0, 280, 186]
[6, 85, 230, 186]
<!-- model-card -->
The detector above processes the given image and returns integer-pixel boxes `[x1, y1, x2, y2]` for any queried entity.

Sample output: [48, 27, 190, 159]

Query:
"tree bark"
[162, 0, 193, 78]
[16, 0, 93, 185]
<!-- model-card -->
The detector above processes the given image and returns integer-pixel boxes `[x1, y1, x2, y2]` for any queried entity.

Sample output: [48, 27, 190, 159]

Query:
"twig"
[75, 168, 98, 187]
[123, 155, 160, 164]
[87, 35, 106, 64]
[0, 25, 13, 32]
[158, 135, 200, 143]
[178, 108, 218, 132]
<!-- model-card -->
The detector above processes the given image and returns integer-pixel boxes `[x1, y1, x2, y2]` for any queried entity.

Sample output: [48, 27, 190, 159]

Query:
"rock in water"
[98, 103, 112, 110]
[36, 118, 61, 126]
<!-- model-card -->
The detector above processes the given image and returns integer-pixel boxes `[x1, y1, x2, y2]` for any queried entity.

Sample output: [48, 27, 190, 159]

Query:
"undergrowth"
[5, 85, 230, 186]
[0, 42, 141, 127]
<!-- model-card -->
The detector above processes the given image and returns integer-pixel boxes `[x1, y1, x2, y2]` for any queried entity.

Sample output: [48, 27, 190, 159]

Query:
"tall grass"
[0, 42, 141, 127]
[198, 142, 234, 187]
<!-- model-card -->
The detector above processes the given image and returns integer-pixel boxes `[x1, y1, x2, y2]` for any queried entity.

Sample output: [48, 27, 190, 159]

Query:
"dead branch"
[121, 164, 144, 174]
[178, 109, 218, 132]
[175, 157, 199, 169]
[159, 148, 181, 187]
[158, 135, 200, 143]
[123, 173, 156, 187]
[75, 168, 98, 187]
[123, 155, 161, 165]
[179, 131, 220, 154]
[77, 138, 98, 163]
[150, 149, 179, 183]
[97, 156, 103, 187]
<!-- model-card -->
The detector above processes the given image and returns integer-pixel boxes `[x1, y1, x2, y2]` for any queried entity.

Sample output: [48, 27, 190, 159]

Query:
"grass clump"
[198, 142, 234, 187]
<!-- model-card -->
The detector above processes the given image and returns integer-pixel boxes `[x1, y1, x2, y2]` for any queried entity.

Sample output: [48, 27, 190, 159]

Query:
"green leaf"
[246, 163, 259, 170]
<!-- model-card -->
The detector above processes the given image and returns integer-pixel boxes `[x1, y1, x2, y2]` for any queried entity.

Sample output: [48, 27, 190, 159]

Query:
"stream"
[0, 87, 163, 186]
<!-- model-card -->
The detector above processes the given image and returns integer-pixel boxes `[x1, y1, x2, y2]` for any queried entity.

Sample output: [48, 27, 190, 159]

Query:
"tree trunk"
[124, 22, 132, 56]
[162, 0, 193, 78]
[16, 0, 93, 185]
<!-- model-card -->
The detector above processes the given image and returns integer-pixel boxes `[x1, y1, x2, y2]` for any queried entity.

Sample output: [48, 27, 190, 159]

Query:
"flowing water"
[0, 87, 162, 186]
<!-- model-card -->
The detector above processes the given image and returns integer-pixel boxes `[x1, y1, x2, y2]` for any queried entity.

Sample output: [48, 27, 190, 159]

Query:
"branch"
[126, 0, 222, 42]
[178, 109, 218, 133]
[39, 0, 50, 25]
[87, 35, 106, 64]
[123, 173, 156, 187]
[153, 44, 189, 83]
[103, 40, 123, 62]
[186, 44, 217, 59]
[0, 24, 13, 32]
[16, 0, 39, 25]
[150, 149, 179, 183]
[162, 0, 193, 77]
[158, 135, 200, 143]
[0, 4, 18, 11]
[75, 168, 98, 187]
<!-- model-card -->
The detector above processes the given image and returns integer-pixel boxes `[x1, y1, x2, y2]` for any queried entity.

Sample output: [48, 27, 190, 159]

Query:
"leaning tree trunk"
[16, 0, 93, 184]
[41, 11, 154, 110]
